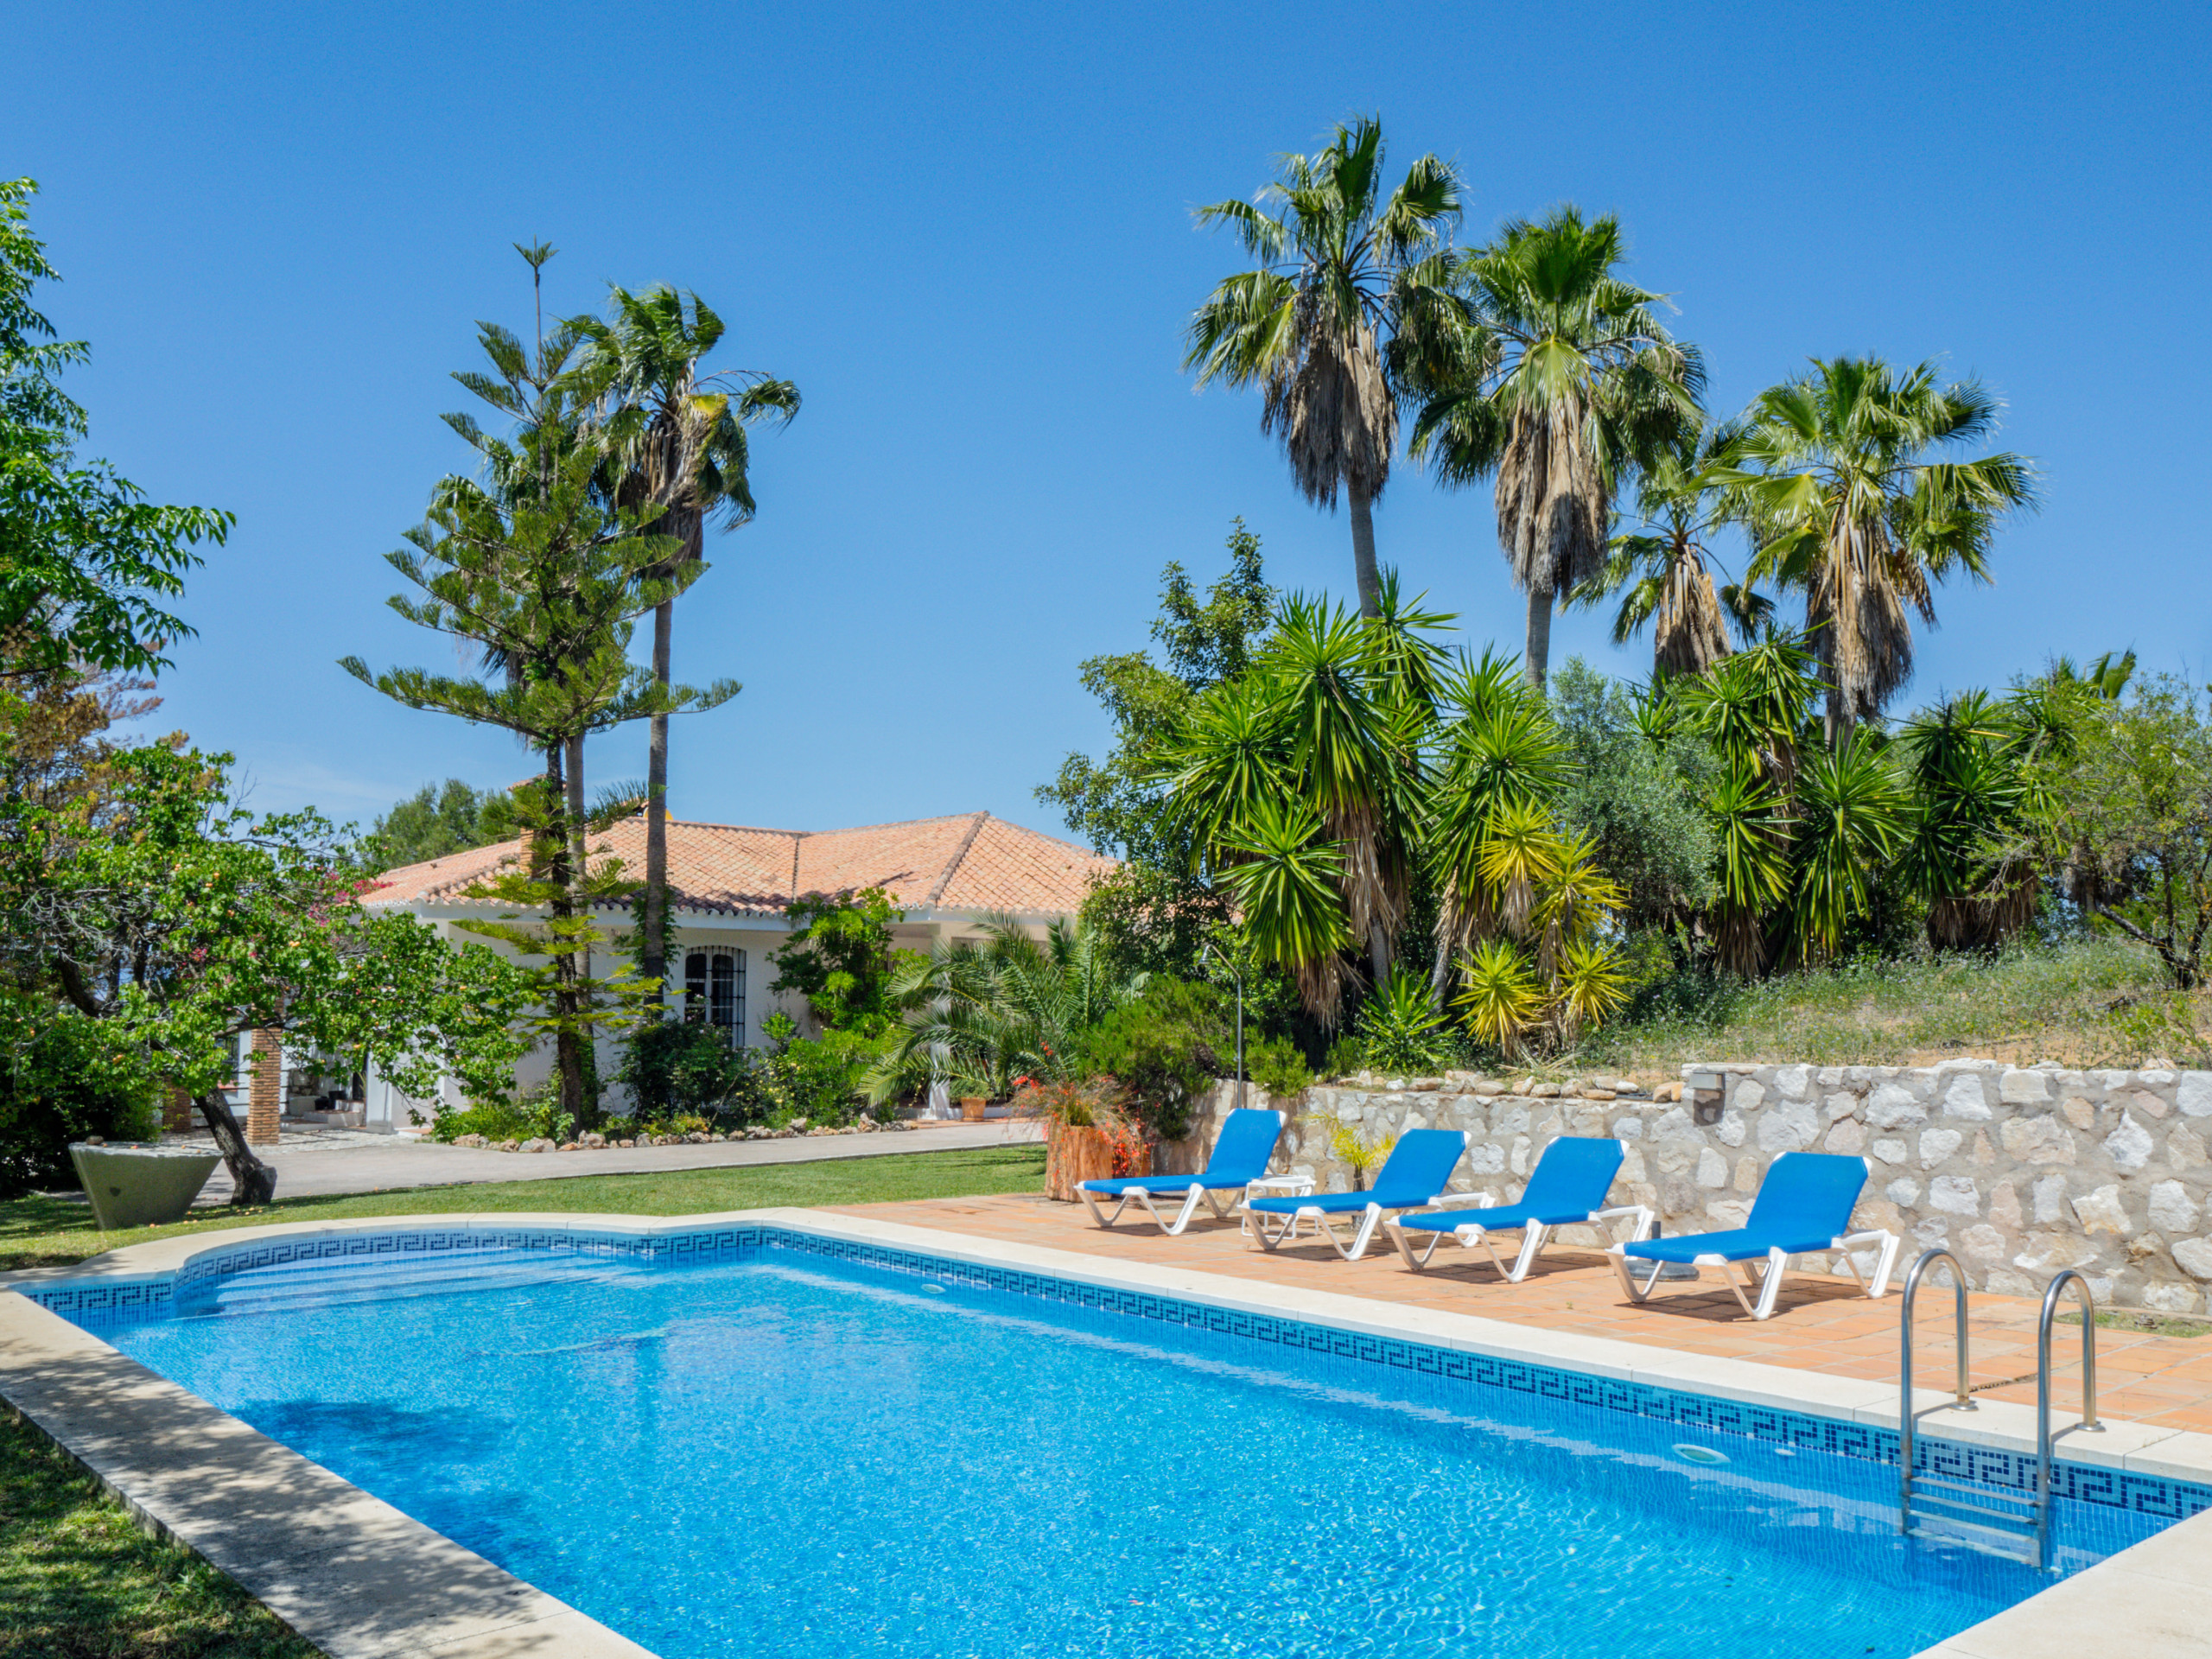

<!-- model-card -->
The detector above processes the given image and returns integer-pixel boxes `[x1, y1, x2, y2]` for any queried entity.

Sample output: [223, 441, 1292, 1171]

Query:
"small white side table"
[1241, 1173, 1317, 1239]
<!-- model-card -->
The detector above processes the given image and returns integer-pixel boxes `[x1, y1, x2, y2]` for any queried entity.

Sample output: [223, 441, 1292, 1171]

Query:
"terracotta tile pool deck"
[837, 1192, 2212, 1435]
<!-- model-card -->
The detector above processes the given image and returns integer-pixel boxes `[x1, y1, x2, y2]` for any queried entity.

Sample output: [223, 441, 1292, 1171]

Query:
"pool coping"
[7, 1207, 2212, 1659]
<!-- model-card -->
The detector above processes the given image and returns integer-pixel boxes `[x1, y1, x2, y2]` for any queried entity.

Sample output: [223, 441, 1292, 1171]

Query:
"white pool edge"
[7, 1207, 2212, 1659]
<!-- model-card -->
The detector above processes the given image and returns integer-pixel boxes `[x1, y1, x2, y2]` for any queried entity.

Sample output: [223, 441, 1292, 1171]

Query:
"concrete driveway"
[181, 1120, 1043, 1204]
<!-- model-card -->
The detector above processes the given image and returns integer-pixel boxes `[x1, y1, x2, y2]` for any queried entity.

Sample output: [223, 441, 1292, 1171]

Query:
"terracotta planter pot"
[959, 1096, 988, 1122]
[1045, 1125, 1151, 1202]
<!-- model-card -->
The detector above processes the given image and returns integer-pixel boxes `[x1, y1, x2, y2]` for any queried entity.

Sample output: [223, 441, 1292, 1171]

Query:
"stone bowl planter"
[69, 1142, 222, 1230]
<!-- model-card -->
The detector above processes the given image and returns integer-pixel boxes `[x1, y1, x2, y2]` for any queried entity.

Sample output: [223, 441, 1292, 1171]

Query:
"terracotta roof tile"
[365, 811, 1116, 919]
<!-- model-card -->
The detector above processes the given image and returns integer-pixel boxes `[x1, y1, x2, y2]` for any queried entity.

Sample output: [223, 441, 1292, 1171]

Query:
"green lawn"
[0, 1406, 322, 1659]
[0, 1144, 1046, 1273]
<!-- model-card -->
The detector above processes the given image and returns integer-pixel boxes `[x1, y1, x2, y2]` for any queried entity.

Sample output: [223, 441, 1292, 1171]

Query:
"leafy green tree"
[436, 243, 607, 852]
[1351, 969, 1459, 1073]
[2024, 672, 2212, 987]
[0, 738, 533, 1200]
[1039, 520, 1274, 868]
[1548, 659, 1717, 943]
[1402, 207, 1700, 685]
[580, 286, 799, 1007]
[0, 179, 230, 683]
[359, 779, 517, 872]
[1185, 118, 1461, 617]
[770, 887, 910, 1036]
[1042, 524, 1279, 984]
[344, 425, 728, 1124]
[1722, 356, 2037, 740]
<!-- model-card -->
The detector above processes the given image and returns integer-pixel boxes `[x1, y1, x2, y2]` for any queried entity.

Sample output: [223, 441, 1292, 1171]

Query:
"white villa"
[343, 810, 1116, 1128]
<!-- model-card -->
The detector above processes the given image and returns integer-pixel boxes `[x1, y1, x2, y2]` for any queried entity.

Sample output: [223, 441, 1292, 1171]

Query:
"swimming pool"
[42, 1224, 2209, 1659]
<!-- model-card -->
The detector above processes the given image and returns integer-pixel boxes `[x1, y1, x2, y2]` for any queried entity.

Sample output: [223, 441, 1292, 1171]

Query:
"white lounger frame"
[1244, 1191, 1491, 1263]
[1386, 1200, 1656, 1281]
[1606, 1229, 1902, 1320]
[1078, 1181, 1244, 1237]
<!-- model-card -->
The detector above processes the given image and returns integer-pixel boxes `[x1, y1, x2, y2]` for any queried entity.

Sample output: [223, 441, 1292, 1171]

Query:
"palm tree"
[866, 915, 1144, 1104]
[1185, 118, 1462, 618]
[1723, 356, 2036, 742]
[579, 287, 799, 1003]
[1403, 207, 1700, 687]
[1572, 421, 1744, 677]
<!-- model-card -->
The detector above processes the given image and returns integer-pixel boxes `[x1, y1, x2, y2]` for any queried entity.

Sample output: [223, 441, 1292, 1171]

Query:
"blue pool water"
[81, 1234, 2181, 1659]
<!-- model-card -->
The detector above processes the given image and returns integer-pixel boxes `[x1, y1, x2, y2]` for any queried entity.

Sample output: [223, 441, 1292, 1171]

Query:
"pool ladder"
[1897, 1247, 2102, 1569]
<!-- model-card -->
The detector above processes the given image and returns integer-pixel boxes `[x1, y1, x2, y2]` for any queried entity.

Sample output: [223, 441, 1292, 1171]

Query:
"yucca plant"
[1554, 938, 1632, 1044]
[1705, 765, 1793, 976]
[1453, 937, 1546, 1058]
[1322, 1119, 1400, 1191]
[1789, 729, 1910, 962]
[1898, 691, 2039, 950]
[1352, 969, 1458, 1073]
[1218, 796, 1357, 1020]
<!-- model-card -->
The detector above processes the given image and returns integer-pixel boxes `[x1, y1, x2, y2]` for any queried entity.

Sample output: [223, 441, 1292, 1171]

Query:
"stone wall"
[1170, 1060, 2212, 1315]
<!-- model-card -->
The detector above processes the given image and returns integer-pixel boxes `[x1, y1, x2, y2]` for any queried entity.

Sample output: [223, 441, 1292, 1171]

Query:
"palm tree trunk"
[1348, 481, 1381, 620]
[1524, 582, 1554, 691]
[641, 594, 672, 1006]
[1368, 919, 1391, 990]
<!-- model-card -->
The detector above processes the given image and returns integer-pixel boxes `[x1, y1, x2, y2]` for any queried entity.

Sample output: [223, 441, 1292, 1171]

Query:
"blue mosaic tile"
[20, 1218, 2212, 1527]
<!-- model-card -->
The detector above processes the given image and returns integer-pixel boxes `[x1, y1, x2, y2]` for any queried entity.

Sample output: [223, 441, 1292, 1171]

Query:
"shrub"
[620, 1021, 752, 1119]
[1077, 978, 1231, 1142]
[769, 887, 912, 1035]
[1350, 970, 1463, 1074]
[427, 1084, 574, 1146]
[0, 1002, 161, 1195]
[730, 1028, 895, 1127]
[1244, 1034, 1312, 1098]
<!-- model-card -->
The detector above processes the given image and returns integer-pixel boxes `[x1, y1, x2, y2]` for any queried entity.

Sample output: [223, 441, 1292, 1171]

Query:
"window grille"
[683, 949, 747, 1047]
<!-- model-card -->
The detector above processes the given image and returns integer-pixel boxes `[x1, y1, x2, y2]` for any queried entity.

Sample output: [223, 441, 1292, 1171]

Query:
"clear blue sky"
[10, 3, 2209, 843]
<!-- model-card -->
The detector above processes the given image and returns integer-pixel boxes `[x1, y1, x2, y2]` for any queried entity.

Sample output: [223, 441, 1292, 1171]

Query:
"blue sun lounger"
[1243, 1128, 1471, 1262]
[1607, 1151, 1901, 1320]
[1078, 1108, 1287, 1236]
[1386, 1135, 1654, 1280]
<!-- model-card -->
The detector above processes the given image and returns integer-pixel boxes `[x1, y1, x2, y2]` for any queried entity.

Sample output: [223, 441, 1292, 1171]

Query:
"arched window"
[683, 949, 747, 1047]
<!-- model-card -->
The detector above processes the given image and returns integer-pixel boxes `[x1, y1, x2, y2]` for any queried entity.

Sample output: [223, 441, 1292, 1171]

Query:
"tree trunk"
[1348, 481, 1381, 620]
[1427, 930, 1453, 1013]
[1368, 918, 1391, 992]
[641, 594, 672, 1007]
[1524, 582, 1554, 692]
[543, 745, 589, 1128]
[198, 1091, 276, 1206]
[564, 731, 588, 890]
[1825, 683, 1851, 748]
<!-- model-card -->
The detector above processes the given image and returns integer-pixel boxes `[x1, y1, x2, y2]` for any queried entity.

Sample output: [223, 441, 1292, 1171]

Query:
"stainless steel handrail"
[2033, 1268, 2104, 1568]
[1897, 1247, 1977, 1532]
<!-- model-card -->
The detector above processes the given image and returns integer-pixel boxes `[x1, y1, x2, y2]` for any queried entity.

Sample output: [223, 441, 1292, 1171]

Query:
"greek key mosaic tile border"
[22, 1221, 2211, 1524]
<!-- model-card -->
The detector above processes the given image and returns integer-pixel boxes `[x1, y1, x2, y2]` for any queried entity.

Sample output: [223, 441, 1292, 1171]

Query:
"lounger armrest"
[1426, 1189, 1495, 1210]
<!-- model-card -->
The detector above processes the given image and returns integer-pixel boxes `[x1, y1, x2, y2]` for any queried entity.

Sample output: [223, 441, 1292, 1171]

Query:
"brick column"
[246, 1028, 283, 1146]
[162, 1086, 194, 1135]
